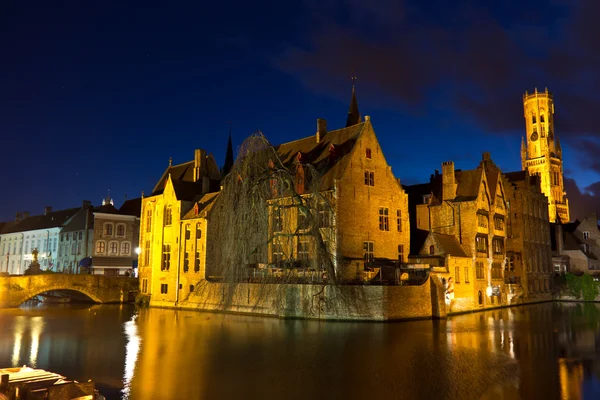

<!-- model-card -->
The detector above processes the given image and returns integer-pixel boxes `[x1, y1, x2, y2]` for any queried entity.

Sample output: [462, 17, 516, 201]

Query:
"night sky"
[2, 0, 599, 222]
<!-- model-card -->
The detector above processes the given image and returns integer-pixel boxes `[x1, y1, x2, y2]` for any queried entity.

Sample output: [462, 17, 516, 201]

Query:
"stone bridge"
[0, 274, 139, 308]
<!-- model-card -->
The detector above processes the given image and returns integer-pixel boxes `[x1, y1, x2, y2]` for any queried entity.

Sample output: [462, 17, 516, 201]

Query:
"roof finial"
[169, 157, 172, 167]
[346, 69, 360, 127]
[351, 69, 357, 89]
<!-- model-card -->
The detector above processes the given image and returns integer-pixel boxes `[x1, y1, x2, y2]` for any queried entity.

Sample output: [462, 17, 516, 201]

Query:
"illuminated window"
[272, 242, 284, 263]
[455, 267, 460, 283]
[116, 224, 126, 237]
[317, 201, 331, 228]
[363, 241, 374, 264]
[161, 244, 171, 271]
[379, 208, 389, 231]
[121, 242, 130, 255]
[109, 241, 118, 254]
[144, 240, 150, 265]
[493, 238, 504, 255]
[398, 244, 404, 263]
[492, 262, 502, 279]
[297, 239, 309, 260]
[164, 206, 173, 226]
[364, 171, 375, 186]
[493, 216, 504, 231]
[96, 241, 106, 254]
[397, 210, 402, 232]
[476, 236, 488, 254]
[464, 267, 470, 283]
[104, 223, 114, 236]
[476, 262, 484, 280]
[272, 206, 283, 232]
[146, 209, 152, 232]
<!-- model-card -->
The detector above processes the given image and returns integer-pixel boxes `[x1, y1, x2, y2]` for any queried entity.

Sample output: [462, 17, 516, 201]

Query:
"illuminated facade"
[521, 88, 570, 223]
[408, 153, 509, 310]
[138, 149, 221, 303]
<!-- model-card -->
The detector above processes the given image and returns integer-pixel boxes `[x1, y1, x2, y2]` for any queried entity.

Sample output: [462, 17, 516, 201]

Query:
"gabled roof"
[119, 197, 142, 217]
[1, 208, 80, 234]
[183, 192, 220, 220]
[275, 122, 366, 191]
[454, 169, 483, 202]
[171, 180, 208, 202]
[152, 161, 196, 194]
[410, 228, 430, 256]
[431, 232, 468, 257]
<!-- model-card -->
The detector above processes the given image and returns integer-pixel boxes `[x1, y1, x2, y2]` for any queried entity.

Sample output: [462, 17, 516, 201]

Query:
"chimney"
[82, 200, 91, 209]
[44, 206, 52, 215]
[482, 152, 491, 161]
[194, 149, 207, 182]
[316, 118, 327, 143]
[442, 161, 457, 201]
[22, 212, 30, 219]
[15, 212, 22, 221]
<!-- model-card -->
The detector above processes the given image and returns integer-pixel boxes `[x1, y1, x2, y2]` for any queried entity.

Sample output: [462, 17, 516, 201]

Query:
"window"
[164, 206, 173, 226]
[397, 210, 402, 232]
[144, 240, 150, 265]
[532, 115, 537, 124]
[363, 241, 374, 264]
[398, 245, 404, 264]
[190, 285, 195, 293]
[492, 262, 502, 279]
[583, 231, 590, 240]
[160, 283, 168, 294]
[77, 242, 82, 255]
[429, 245, 435, 255]
[297, 239, 309, 260]
[364, 171, 374, 186]
[67, 233, 71, 240]
[494, 216, 504, 231]
[185, 226, 191, 240]
[492, 238, 504, 255]
[317, 201, 331, 228]
[109, 242, 118, 254]
[272, 206, 283, 232]
[582, 244, 591, 253]
[464, 267, 470, 283]
[540, 114, 545, 123]
[422, 194, 431, 204]
[146, 209, 152, 232]
[71, 243, 77, 255]
[116, 224, 126, 237]
[476, 261, 485, 280]
[142, 279, 148, 293]
[194, 251, 200, 272]
[162, 244, 171, 271]
[366, 148, 372, 159]
[272, 242, 284, 263]
[196, 223, 202, 239]
[455, 267, 460, 283]
[476, 236, 488, 254]
[96, 241, 106, 254]
[183, 252, 189, 272]
[297, 208, 309, 230]
[379, 208, 389, 231]
[78, 232, 82, 240]
[121, 242, 130, 255]
[104, 223, 114, 236]
[477, 214, 488, 228]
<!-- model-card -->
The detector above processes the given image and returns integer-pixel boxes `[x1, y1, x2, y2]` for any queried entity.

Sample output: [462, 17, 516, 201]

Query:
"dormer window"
[583, 231, 590, 240]
[422, 194, 431, 204]
[366, 148, 372, 159]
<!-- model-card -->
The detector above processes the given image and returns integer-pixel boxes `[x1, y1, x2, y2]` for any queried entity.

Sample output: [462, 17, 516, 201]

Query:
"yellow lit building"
[521, 88, 570, 223]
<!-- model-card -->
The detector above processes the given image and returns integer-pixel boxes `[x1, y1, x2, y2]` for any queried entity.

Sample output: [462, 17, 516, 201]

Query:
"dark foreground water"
[1, 302, 600, 400]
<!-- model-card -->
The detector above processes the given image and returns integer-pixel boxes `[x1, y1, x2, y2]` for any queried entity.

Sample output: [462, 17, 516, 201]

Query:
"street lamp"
[135, 247, 141, 255]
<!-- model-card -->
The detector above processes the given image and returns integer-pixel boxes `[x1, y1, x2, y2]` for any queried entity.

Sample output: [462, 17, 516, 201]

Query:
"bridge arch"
[20, 287, 104, 305]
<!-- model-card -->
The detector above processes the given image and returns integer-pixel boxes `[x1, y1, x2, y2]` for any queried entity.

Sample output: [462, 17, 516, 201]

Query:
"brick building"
[551, 213, 600, 275]
[407, 153, 509, 310]
[503, 170, 553, 297]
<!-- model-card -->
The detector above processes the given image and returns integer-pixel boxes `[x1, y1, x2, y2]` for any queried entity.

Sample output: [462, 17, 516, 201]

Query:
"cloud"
[276, 0, 600, 139]
[569, 137, 600, 174]
[565, 177, 600, 221]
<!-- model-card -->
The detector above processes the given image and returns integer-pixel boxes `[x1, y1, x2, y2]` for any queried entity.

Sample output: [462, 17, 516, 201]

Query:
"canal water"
[1, 302, 600, 399]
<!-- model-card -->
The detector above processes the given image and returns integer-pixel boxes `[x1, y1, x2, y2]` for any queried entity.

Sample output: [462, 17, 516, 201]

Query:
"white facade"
[0, 228, 60, 275]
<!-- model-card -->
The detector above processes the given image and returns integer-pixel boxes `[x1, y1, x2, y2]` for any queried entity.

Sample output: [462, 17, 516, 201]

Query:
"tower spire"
[346, 70, 360, 127]
[222, 121, 234, 177]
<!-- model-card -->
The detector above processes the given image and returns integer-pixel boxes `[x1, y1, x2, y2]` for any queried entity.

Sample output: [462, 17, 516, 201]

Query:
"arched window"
[104, 223, 114, 236]
[109, 241, 118, 254]
[540, 114, 545, 123]
[196, 223, 202, 239]
[121, 242, 131, 255]
[532, 114, 537, 124]
[96, 241, 106, 254]
[429, 245, 435, 255]
[164, 206, 173, 226]
[116, 224, 126, 237]
[146, 208, 153, 233]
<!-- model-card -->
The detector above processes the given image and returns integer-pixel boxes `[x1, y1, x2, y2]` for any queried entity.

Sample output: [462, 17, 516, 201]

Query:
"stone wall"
[149, 275, 447, 321]
[0, 274, 138, 308]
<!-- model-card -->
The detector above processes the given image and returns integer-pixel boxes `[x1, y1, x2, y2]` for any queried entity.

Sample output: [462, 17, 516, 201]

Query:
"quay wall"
[148, 275, 448, 321]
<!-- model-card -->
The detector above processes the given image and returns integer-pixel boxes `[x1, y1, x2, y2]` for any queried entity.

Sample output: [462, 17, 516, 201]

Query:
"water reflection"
[1, 303, 600, 399]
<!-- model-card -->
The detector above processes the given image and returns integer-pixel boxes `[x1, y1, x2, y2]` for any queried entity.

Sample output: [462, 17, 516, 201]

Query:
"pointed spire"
[222, 121, 234, 177]
[346, 71, 360, 127]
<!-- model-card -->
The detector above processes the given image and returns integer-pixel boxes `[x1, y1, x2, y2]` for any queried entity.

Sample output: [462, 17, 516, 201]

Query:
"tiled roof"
[410, 229, 430, 256]
[0, 220, 22, 235]
[119, 197, 142, 217]
[183, 192, 220, 220]
[432, 232, 468, 257]
[152, 161, 195, 194]
[2, 208, 80, 234]
[171, 180, 207, 202]
[274, 122, 366, 191]
[454, 169, 482, 202]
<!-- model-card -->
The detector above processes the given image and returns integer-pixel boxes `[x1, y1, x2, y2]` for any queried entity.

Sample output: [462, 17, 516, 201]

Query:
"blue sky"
[1, 0, 599, 221]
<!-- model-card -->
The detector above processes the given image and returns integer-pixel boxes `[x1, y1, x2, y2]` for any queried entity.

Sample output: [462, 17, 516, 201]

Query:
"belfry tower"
[521, 87, 570, 223]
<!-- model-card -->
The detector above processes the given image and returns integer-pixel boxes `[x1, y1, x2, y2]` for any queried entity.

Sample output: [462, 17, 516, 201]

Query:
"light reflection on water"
[0, 303, 599, 399]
